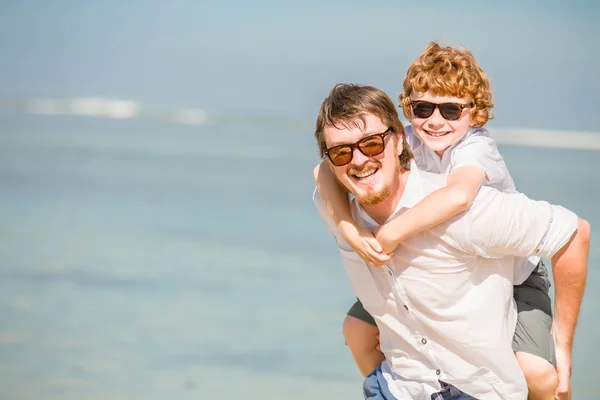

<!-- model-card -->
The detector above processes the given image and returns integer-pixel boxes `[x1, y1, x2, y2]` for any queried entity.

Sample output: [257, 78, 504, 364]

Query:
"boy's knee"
[344, 315, 363, 342]
[515, 352, 557, 397]
[343, 315, 384, 377]
[343, 315, 378, 345]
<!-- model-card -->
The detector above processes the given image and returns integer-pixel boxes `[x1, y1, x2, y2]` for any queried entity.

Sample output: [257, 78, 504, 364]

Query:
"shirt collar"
[405, 125, 423, 152]
[348, 159, 425, 226]
[447, 126, 488, 152]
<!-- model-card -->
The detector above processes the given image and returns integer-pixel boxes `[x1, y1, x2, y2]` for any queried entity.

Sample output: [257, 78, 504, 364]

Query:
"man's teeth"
[355, 169, 377, 179]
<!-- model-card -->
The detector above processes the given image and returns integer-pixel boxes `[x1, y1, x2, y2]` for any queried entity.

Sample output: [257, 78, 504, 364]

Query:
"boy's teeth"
[428, 131, 447, 137]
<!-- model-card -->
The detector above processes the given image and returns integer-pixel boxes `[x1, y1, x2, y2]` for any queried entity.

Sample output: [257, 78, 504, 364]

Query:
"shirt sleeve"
[312, 187, 353, 251]
[464, 187, 579, 259]
[450, 135, 509, 189]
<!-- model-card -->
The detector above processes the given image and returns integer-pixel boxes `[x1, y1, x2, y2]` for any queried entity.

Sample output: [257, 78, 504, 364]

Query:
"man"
[312, 83, 590, 399]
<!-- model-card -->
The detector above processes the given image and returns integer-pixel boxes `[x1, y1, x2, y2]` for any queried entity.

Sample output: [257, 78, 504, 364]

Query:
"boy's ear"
[468, 105, 477, 127]
[395, 135, 403, 157]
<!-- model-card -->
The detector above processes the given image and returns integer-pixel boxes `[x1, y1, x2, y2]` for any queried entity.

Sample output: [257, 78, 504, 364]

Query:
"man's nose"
[351, 146, 369, 165]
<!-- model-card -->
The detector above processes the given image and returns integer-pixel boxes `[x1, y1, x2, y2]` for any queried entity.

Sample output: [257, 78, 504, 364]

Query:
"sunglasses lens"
[327, 133, 387, 166]
[358, 135, 385, 156]
[412, 102, 435, 118]
[328, 147, 352, 166]
[439, 104, 463, 120]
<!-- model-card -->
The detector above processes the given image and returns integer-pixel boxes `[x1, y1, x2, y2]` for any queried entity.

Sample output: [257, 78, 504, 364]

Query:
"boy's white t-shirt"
[405, 125, 539, 285]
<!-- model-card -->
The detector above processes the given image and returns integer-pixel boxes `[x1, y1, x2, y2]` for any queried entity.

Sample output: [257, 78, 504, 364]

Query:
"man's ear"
[328, 160, 335, 173]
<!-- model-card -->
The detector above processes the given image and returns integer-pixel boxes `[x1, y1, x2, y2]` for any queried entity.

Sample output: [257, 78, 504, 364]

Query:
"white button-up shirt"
[313, 160, 578, 399]
[406, 125, 537, 284]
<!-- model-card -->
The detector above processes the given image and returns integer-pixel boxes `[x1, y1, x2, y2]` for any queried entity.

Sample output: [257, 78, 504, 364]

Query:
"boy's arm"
[375, 165, 486, 253]
[313, 162, 390, 265]
[313, 161, 354, 227]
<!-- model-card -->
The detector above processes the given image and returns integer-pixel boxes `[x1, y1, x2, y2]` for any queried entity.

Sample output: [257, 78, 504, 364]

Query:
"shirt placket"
[384, 263, 445, 383]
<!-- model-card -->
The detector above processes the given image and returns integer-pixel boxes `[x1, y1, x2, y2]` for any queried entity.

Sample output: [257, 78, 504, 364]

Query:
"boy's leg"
[513, 261, 558, 400]
[345, 299, 385, 377]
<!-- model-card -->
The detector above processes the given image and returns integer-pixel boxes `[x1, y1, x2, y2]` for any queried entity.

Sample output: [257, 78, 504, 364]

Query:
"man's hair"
[315, 83, 413, 170]
[399, 42, 494, 128]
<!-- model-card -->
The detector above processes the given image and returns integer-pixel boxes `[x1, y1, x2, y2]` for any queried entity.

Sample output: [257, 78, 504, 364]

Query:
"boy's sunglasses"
[410, 100, 472, 121]
[325, 129, 391, 167]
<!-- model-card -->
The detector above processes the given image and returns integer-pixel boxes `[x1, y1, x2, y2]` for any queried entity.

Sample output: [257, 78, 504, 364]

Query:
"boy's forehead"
[410, 91, 472, 103]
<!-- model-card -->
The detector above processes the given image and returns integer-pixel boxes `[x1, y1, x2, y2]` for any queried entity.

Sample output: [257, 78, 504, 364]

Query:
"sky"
[0, 0, 599, 131]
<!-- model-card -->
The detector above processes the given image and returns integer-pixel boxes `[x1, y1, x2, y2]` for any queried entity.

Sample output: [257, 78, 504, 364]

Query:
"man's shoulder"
[468, 186, 530, 220]
[414, 167, 449, 194]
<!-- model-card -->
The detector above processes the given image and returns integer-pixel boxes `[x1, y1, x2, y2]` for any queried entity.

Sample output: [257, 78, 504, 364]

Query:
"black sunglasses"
[325, 129, 391, 167]
[411, 100, 472, 121]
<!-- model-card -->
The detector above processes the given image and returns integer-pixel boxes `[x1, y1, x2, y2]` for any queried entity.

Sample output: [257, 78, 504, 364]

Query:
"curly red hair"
[399, 42, 494, 128]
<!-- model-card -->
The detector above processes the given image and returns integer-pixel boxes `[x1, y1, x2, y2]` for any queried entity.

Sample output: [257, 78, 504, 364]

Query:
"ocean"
[0, 115, 598, 399]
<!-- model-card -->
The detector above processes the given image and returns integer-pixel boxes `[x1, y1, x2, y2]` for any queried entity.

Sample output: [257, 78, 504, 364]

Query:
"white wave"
[491, 128, 600, 151]
[69, 97, 140, 119]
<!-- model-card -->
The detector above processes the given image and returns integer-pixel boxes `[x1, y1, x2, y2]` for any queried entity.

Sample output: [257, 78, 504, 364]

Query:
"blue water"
[0, 116, 598, 399]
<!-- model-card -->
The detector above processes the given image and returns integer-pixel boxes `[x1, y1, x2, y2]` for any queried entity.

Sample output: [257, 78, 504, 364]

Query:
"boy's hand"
[339, 222, 391, 266]
[373, 224, 401, 255]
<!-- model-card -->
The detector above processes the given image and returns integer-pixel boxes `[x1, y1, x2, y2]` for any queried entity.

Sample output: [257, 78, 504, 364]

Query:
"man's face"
[410, 92, 473, 156]
[323, 113, 400, 205]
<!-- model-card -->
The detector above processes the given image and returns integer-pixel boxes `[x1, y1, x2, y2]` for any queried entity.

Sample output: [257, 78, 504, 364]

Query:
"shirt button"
[436, 369, 441, 376]
[404, 305, 409, 310]
[388, 270, 393, 276]
[421, 338, 427, 345]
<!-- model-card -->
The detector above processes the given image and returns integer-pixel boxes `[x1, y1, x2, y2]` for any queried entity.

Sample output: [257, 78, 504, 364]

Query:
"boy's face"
[409, 92, 473, 156]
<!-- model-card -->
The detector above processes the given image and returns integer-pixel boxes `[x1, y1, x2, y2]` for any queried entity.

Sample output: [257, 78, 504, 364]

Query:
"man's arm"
[552, 217, 590, 351]
[551, 217, 590, 397]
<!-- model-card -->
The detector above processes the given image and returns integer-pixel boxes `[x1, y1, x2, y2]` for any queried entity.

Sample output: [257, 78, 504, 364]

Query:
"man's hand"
[339, 221, 391, 266]
[554, 345, 572, 400]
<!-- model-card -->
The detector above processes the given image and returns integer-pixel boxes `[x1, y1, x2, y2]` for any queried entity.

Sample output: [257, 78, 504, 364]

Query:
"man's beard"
[346, 149, 401, 206]
[356, 179, 393, 205]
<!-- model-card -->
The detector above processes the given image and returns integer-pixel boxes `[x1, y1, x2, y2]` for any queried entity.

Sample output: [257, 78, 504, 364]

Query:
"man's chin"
[355, 188, 390, 205]
[357, 196, 384, 205]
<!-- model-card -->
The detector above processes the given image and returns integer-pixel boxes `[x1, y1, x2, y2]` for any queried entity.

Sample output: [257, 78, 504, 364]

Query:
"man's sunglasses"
[410, 100, 472, 121]
[325, 129, 391, 167]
